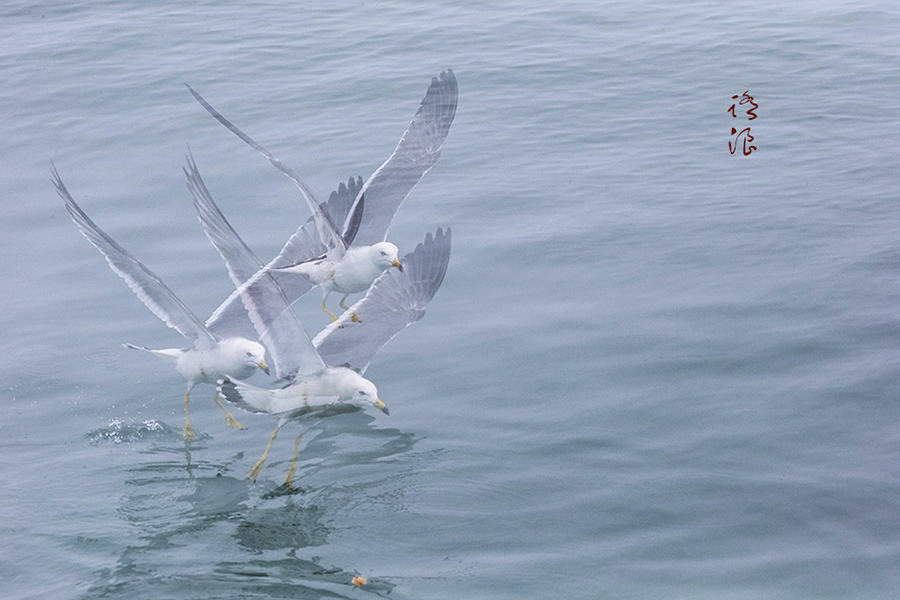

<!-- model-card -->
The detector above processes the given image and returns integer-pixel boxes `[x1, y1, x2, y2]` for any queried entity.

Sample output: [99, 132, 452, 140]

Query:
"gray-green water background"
[3, 1, 900, 598]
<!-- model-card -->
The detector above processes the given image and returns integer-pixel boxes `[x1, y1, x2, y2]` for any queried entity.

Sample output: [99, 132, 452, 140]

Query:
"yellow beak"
[258, 360, 270, 375]
[392, 259, 404, 273]
[374, 399, 389, 415]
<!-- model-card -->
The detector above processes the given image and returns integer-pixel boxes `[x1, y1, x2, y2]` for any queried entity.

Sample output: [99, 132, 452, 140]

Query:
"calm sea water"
[3, 1, 900, 598]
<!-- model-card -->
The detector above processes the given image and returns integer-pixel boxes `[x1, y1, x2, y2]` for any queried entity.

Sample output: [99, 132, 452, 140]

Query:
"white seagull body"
[274, 241, 402, 323]
[53, 167, 269, 440]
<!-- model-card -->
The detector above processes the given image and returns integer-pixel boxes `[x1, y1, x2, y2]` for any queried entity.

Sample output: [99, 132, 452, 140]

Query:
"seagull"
[185, 156, 451, 486]
[190, 69, 457, 330]
[185, 84, 401, 325]
[53, 166, 269, 441]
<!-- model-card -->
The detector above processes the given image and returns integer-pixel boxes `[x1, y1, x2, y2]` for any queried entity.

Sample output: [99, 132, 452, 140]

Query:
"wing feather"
[185, 84, 347, 255]
[349, 70, 458, 246]
[185, 156, 326, 379]
[53, 165, 216, 348]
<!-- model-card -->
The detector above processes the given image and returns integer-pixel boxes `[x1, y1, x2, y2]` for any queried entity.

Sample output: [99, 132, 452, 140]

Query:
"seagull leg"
[213, 392, 246, 430]
[248, 424, 281, 481]
[321, 299, 343, 327]
[284, 430, 304, 488]
[340, 295, 361, 323]
[183, 391, 196, 441]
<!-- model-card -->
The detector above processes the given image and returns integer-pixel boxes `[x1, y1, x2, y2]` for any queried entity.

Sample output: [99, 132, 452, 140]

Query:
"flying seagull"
[186, 84, 402, 324]
[53, 166, 269, 440]
[191, 69, 457, 333]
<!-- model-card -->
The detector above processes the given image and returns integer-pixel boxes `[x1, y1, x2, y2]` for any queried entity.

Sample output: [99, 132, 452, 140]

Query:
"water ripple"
[85, 418, 185, 445]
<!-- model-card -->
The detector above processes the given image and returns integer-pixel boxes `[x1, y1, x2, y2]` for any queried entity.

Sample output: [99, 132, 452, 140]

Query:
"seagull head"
[238, 339, 270, 375]
[371, 242, 403, 273]
[350, 377, 389, 415]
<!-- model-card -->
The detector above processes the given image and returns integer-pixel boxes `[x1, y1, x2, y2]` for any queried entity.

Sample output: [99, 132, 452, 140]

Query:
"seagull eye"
[245, 351, 253, 357]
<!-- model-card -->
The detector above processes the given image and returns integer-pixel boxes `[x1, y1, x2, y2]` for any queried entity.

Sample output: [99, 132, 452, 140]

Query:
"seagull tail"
[122, 343, 181, 366]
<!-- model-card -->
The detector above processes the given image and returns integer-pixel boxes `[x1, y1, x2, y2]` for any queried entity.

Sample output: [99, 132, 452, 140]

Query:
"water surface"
[3, 1, 900, 598]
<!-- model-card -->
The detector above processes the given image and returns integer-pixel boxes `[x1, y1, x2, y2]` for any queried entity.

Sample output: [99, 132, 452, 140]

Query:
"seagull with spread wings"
[53, 167, 269, 441]
[191, 69, 457, 329]
[186, 155, 450, 486]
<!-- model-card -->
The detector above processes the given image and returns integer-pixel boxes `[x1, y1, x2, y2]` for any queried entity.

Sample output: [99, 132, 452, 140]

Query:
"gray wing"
[218, 380, 269, 415]
[349, 70, 458, 247]
[268, 176, 364, 269]
[184, 156, 326, 380]
[204, 176, 364, 339]
[185, 84, 347, 256]
[313, 227, 451, 373]
[53, 165, 217, 349]
[184, 152, 261, 291]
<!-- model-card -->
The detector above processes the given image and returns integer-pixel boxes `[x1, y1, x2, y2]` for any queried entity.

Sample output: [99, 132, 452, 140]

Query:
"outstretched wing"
[185, 84, 347, 256]
[53, 165, 216, 349]
[185, 156, 326, 380]
[313, 227, 451, 373]
[204, 176, 364, 339]
[349, 69, 458, 246]
[184, 152, 260, 290]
